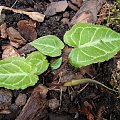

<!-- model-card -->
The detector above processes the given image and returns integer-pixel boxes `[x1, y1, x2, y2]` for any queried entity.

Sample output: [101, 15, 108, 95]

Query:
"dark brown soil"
[0, 0, 120, 120]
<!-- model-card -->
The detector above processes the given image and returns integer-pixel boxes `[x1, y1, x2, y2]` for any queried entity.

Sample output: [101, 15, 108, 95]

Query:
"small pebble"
[15, 93, 27, 106]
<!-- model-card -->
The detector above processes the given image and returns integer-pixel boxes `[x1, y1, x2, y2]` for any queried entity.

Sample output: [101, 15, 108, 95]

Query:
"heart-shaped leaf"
[0, 57, 38, 90]
[26, 51, 49, 75]
[30, 35, 64, 57]
[64, 23, 120, 67]
[51, 57, 62, 70]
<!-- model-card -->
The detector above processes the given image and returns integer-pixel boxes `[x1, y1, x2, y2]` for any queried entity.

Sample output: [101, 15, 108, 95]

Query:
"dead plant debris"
[7, 27, 26, 48]
[17, 20, 37, 41]
[45, 1, 68, 16]
[2, 45, 20, 59]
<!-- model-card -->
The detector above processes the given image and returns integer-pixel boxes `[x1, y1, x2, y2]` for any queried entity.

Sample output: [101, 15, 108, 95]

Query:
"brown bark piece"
[7, 27, 26, 48]
[17, 20, 37, 41]
[0, 23, 7, 39]
[61, 18, 70, 25]
[2, 45, 20, 59]
[0, 89, 12, 114]
[71, 11, 93, 24]
[68, 1, 79, 11]
[16, 85, 48, 120]
[18, 43, 36, 55]
[71, 0, 105, 25]
[0, 104, 11, 114]
[45, 1, 68, 16]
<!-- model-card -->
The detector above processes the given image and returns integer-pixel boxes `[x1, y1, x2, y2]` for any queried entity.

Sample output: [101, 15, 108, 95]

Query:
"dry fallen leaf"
[2, 45, 20, 59]
[25, 11, 45, 22]
[0, 23, 7, 39]
[45, 1, 68, 16]
[7, 27, 26, 48]
[0, 6, 45, 22]
[17, 20, 37, 41]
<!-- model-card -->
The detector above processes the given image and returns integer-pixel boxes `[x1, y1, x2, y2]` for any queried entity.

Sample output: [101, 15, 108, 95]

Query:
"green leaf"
[64, 23, 120, 67]
[51, 57, 62, 70]
[0, 57, 38, 90]
[26, 51, 49, 75]
[30, 35, 64, 57]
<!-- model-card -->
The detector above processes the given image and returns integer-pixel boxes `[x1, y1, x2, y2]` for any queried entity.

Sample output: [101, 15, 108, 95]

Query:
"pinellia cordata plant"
[0, 23, 120, 91]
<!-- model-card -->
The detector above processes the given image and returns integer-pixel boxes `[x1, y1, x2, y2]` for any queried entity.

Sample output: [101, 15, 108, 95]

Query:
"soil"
[0, 0, 120, 120]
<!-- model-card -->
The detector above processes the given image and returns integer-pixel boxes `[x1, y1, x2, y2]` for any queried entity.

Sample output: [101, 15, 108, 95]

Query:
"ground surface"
[0, 0, 120, 120]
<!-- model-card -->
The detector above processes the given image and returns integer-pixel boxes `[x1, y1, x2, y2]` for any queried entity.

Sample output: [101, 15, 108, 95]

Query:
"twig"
[11, 0, 18, 8]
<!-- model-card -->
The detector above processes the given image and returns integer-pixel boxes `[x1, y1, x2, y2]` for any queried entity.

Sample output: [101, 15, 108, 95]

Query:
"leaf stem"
[64, 78, 118, 92]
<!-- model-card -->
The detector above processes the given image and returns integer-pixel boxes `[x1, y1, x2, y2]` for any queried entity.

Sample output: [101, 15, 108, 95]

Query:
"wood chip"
[68, 1, 79, 11]
[2, 45, 20, 59]
[0, 104, 11, 114]
[0, 89, 12, 105]
[45, 1, 68, 16]
[61, 18, 70, 25]
[71, 11, 93, 24]
[0, 6, 5, 24]
[0, 23, 7, 39]
[17, 20, 37, 41]
[71, 0, 105, 25]
[7, 27, 26, 48]
[0, 89, 12, 114]
[16, 85, 48, 120]
[18, 43, 36, 55]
